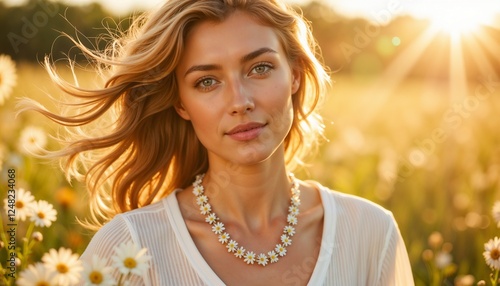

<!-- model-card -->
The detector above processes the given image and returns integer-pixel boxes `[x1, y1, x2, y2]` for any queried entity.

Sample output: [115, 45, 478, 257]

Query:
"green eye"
[250, 63, 273, 76]
[201, 78, 214, 87]
[254, 66, 268, 73]
[195, 77, 218, 91]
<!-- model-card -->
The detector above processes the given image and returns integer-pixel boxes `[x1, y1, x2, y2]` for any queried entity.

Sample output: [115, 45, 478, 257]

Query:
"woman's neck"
[202, 155, 292, 232]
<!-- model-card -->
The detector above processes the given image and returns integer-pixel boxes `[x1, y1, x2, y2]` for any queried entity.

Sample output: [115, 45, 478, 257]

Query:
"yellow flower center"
[16, 201, 24, 208]
[89, 271, 104, 283]
[36, 282, 49, 286]
[37, 212, 45, 219]
[56, 263, 69, 273]
[491, 249, 500, 260]
[124, 257, 137, 269]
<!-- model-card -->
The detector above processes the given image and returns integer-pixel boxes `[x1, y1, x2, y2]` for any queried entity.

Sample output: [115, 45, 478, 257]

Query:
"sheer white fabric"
[79, 183, 414, 285]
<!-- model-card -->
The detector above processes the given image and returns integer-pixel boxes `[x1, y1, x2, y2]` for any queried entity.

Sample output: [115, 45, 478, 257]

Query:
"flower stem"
[1, 217, 15, 285]
[0, 264, 12, 286]
[492, 269, 499, 286]
[0, 217, 10, 254]
[21, 222, 35, 271]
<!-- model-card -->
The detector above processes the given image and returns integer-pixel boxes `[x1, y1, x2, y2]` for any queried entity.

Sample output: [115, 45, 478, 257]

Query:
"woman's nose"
[226, 78, 255, 115]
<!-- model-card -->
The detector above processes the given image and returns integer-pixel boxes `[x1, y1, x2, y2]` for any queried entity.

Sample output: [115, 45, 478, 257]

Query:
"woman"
[31, 0, 414, 284]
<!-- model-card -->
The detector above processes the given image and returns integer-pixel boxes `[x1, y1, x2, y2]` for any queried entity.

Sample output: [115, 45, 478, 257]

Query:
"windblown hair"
[22, 0, 330, 229]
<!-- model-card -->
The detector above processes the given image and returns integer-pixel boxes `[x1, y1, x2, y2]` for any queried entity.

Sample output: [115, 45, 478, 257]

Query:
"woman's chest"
[186, 217, 324, 285]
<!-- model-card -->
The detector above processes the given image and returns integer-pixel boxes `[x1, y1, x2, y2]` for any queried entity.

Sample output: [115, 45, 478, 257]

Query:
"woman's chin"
[228, 145, 280, 166]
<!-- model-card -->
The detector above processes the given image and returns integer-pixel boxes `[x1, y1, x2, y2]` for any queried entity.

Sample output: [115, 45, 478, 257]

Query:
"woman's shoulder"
[308, 180, 394, 223]
[94, 190, 178, 237]
[124, 191, 177, 216]
[310, 181, 399, 250]
[81, 191, 179, 258]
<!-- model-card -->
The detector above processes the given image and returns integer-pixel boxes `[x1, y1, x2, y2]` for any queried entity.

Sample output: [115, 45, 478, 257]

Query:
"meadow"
[1, 58, 499, 285]
[306, 72, 500, 285]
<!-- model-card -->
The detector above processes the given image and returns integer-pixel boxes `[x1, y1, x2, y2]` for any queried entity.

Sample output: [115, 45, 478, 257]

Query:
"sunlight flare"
[449, 36, 468, 101]
[357, 28, 438, 126]
[425, 1, 496, 38]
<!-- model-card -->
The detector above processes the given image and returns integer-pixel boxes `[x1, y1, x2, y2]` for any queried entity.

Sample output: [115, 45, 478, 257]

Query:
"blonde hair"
[23, 0, 330, 229]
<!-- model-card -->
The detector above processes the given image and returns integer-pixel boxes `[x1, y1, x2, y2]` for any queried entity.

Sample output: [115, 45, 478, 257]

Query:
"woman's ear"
[291, 68, 301, 94]
[175, 102, 191, 120]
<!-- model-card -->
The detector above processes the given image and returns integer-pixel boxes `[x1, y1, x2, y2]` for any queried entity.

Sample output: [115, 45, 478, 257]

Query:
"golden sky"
[3, 0, 500, 29]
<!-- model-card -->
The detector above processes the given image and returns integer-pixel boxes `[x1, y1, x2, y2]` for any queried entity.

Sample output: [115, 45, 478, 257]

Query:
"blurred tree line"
[1, 0, 499, 79]
[0, 0, 129, 62]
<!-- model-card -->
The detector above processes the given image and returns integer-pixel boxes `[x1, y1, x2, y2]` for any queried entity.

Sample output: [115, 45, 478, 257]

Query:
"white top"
[80, 183, 414, 285]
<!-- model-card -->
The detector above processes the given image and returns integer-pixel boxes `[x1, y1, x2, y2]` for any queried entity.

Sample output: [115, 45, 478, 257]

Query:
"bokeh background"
[1, 0, 500, 285]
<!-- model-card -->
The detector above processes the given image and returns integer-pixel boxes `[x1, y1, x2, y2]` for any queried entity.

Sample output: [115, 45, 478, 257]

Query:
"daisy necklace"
[192, 173, 300, 267]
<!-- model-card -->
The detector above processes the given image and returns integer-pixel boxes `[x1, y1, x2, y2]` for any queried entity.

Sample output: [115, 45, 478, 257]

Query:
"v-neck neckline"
[164, 184, 336, 285]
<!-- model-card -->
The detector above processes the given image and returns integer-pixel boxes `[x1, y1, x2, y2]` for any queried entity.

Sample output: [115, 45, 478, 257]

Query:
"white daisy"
[205, 213, 217, 224]
[30, 200, 57, 227]
[492, 201, 500, 228]
[0, 54, 17, 106]
[289, 205, 299, 216]
[291, 187, 300, 196]
[227, 240, 238, 252]
[257, 253, 268, 266]
[82, 255, 115, 286]
[275, 244, 287, 257]
[235, 247, 246, 258]
[200, 203, 211, 215]
[3, 187, 35, 221]
[196, 195, 208, 206]
[218, 232, 230, 244]
[291, 196, 300, 206]
[281, 234, 292, 246]
[192, 185, 204, 196]
[19, 126, 48, 154]
[268, 251, 279, 263]
[42, 247, 83, 285]
[212, 222, 225, 234]
[287, 214, 298, 225]
[17, 262, 56, 286]
[244, 251, 256, 265]
[112, 241, 152, 276]
[195, 174, 204, 183]
[284, 226, 296, 236]
[483, 237, 500, 270]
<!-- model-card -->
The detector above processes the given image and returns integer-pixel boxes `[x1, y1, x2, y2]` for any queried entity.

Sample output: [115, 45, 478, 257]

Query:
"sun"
[431, 13, 480, 36]
[426, 2, 495, 38]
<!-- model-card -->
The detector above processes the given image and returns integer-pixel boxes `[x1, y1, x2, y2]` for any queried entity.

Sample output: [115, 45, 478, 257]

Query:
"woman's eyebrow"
[184, 47, 278, 78]
[184, 64, 221, 77]
[240, 47, 278, 64]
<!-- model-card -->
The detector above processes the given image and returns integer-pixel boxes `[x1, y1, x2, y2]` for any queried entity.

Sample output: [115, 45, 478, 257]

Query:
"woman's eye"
[195, 77, 218, 91]
[250, 63, 273, 76]
[254, 65, 268, 74]
[201, 78, 214, 87]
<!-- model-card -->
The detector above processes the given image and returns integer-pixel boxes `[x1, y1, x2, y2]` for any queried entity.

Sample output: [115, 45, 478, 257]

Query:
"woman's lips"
[225, 122, 266, 141]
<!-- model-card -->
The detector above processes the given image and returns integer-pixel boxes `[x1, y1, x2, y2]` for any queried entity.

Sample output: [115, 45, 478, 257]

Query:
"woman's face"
[175, 10, 300, 167]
